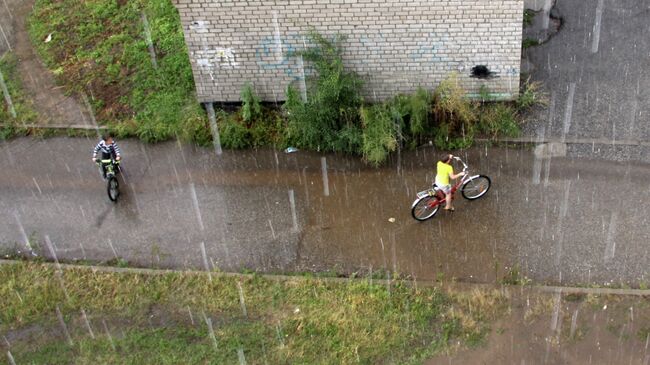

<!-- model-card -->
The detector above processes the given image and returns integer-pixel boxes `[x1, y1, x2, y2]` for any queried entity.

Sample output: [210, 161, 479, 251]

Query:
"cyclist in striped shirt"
[92, 134, 121, 179]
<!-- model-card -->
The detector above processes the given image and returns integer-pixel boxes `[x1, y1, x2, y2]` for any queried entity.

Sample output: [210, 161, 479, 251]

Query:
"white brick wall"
[172, 0, 523, 102]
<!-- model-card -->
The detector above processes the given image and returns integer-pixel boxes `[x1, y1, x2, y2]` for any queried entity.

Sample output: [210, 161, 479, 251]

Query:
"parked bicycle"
[96, 158, 121, 202]
[411, 157, 491, 221]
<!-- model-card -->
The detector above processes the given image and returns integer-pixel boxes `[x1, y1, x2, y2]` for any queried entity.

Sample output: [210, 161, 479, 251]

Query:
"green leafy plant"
[284, 30, 364, 153]
[522, 38, 540, 49]
[478, 103, 520, 138]
[178, 104, 212, 147]
[218, 111, 251, 149]
[523, 9, 537, 27]
[249, 109, 286, 148]
[432, 74, 477, 149]
[240, 83, 262, 123]
[516, 77, 548, 110]
[478, 84, 494, 103]
[360, 104, 397, 166]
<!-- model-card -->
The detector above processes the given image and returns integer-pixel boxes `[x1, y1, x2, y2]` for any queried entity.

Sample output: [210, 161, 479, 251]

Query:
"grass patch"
[523, 38, 540, 49]
[28, 0, 196, 141]
[639, 327, 650, 342]
[0, 52, 39, 139]
[1, 262, 506, 364]
[523, 9, 537, 28]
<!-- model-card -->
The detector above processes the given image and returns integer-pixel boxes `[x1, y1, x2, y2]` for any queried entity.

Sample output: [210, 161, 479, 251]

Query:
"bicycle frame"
[99, 159, 119, 177]
[412, 157, 491, 221]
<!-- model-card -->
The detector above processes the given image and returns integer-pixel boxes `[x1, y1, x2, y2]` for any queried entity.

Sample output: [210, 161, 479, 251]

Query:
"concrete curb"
[477, 136, 650, 147]
[3, 125, 648, 148]
[3, 124, 649, 148]
[0, 124, 106, 130]
[2, 259, 648, 297]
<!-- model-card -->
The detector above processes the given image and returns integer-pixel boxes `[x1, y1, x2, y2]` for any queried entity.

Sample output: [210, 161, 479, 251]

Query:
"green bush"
[240, 83, 262, 123]
[108, 120, 138, 139]
[478, 103, 520, 138]
[284, 31, 364, 153]
[0, 122, 29, 140]
[178, 104, 212, 147]
[218, 111, 251, 149]
[249, 110, 286, 148]
[136, 117, 173, 143]
[432, 74, 478, 149]
[405, 87, 432, 137]
[523, 9, 537, 27]
[516, 78, 548, 110]
[331, 123, 363, 154]
[522, 38, 540, 49]
[360, 104, 397, 166]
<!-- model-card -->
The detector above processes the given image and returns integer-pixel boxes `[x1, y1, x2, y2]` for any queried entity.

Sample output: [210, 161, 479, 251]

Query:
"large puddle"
[1, 138, 648, 286]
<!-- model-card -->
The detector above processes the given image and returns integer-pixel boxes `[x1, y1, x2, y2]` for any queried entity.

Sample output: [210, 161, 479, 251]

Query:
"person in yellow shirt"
[435, 154, 466, 211]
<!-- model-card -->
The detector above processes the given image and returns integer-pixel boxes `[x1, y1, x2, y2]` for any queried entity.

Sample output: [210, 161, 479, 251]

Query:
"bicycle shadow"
[95, 174, 140, 228]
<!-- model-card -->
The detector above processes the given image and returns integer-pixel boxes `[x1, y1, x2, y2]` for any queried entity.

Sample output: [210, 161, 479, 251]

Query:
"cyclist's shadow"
[96, 173, 140, 228]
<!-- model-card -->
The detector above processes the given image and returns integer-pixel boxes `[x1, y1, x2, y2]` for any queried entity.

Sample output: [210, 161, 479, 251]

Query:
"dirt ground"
[0, 0, 91, 125]
[427, 289, 650, 365]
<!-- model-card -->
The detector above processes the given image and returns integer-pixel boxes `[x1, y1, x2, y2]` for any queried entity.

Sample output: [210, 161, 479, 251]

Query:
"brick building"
[172, 0, 523, 103]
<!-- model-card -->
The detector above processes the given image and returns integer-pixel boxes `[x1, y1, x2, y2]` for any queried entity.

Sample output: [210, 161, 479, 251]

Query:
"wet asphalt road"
[0, 137, 649, 286]
[523, 0, 650, 162]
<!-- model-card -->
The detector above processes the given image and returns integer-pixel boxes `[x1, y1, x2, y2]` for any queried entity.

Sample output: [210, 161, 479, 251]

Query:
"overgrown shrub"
[432, 74, 477, 149]
[178, 104, 212, 147]
[109, 119, 138, 139]
[240, 83, 262, 123]
[218, 111, 251, 149]
[249, 110, 286, 147]
[284, 31, 364, 153]
[136, 117, 173, 143]
[360, 104, 397, 166]
[516, 78, 548, 110]
[405, 87, 432, 137]
[478, 103, 519, 138]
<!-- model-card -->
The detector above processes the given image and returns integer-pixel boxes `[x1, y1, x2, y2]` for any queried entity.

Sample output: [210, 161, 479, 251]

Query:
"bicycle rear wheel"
[107, 176, 120, 202]
[461, 175, 491, 200]
[411, 196, 442, 221]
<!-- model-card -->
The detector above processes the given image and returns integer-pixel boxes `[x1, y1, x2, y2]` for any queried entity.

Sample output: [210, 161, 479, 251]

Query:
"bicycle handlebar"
[97, 159, 120, 164]
[453, 156, 469, 171]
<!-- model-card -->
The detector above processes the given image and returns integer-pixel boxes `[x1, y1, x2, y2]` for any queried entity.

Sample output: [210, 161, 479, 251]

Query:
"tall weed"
[432, 74, 477, 149]
[284, 31, 364, 152]
[360, 104, 397, 166]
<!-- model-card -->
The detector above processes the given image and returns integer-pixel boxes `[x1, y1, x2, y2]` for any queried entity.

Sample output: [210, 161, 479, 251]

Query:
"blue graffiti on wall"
[255, 33, 307, 82]
[254, 30, 449, 80]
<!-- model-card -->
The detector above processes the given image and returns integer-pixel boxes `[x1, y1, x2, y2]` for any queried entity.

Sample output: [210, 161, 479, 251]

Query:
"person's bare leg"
[444, 192, 452, 210]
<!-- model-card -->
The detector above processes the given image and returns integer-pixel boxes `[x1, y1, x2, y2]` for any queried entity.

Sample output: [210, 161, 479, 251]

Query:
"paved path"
[1, 137, 648, 286]
[523, 0, 650, 162]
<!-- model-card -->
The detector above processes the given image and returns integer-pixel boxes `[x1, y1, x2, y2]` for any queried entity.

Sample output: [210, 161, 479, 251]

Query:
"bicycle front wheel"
[461, 175, 491, 200]
[107, 176, 120, 202]
[411, 196, 442, 221]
